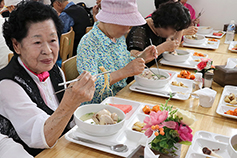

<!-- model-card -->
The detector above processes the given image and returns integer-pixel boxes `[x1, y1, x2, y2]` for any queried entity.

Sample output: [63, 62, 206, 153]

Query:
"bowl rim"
[184, 35, 205, 41]
[135, 68, 171, 81]
[74, 104, 126, 127]
[198, 26, 213, 29]
[229, 134, 237, 153]
[163, 50, 190, 56]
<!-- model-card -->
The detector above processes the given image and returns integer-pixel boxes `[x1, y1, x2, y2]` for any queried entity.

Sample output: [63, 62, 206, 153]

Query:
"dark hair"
[154, 0, 173, 9]
[152, 1, 191, 31]
[3, 1, 62, 55]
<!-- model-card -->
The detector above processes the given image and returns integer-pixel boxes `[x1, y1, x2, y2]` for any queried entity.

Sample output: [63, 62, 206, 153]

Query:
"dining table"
[36, 34, 237, 158]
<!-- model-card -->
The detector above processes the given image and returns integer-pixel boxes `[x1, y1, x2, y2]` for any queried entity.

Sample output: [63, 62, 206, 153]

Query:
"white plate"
[228, 41, 237, 52]
[65, 126, 138, 158]
[160, 50, 208, 69]
[65, 97, 153, 157]
[129, 69, 193, 100]
[183, 38, 220, 49]
[185, 131, 230, 158]
[216, 85, 237, 119]
[227, 58, 237, 66]
[197, 30, 226, 39]
[100, 97, 141, 120]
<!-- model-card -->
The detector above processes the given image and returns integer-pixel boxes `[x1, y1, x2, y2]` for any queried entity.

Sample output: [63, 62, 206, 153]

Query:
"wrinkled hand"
[192, 18, 200, 25]
[92, 5, 99, 16]
[96, 0, 101, 8]
[123, 58, 145, 77]
[160, 38, 179, 52]
[62, 71, 96, 108]
[139, 45, 157, 63]
[183, 26, 198, 35]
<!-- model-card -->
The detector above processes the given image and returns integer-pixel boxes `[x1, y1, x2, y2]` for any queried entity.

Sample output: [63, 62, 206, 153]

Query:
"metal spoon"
[195, 8, 205, 20]
[72, 136, 128, 152]
[192, 24, 198, 40]
[149, 38, 161, 78]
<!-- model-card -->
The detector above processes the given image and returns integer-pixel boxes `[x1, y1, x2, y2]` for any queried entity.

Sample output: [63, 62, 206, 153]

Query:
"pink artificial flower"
[197, 58, 214, 71]
[175, 123, 193, 142]
[201, 58, 211, 62]
[197, 61, 207, 71]
[143, 111, 176, 137]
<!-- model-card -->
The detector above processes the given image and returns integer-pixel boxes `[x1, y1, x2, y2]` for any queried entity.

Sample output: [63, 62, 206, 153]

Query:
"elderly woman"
[179, 0, 199, 26]
[0, 1, 95, 156]
[126, 1, 191, 68]
[77, 0, 157, 104]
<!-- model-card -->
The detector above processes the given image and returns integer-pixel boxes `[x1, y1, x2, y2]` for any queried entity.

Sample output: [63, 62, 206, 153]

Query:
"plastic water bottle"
[225, 20, 236, 44]
[193, 73, 203, 92]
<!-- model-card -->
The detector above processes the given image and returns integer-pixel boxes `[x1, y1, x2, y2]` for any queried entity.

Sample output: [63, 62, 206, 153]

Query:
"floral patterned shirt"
[77, 22, 134, 104]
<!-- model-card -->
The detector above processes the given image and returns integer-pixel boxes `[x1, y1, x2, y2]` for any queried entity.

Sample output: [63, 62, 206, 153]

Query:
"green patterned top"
[77, 22, 134, 104]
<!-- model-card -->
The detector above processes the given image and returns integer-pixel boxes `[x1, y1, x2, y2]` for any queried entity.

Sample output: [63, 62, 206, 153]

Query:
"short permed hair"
[152, 1, 191, 31]
[3, 1, 62, 55]
[154, 0, 173, 9]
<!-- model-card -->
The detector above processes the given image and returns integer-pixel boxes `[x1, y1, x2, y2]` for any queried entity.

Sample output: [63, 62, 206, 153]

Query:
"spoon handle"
[73, 136, 110, 148]
[149, 38, 161, 77]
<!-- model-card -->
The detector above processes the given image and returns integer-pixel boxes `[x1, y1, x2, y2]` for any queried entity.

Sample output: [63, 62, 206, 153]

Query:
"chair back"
[61, 56, 79, 81]
[60, 27, 75, 62]
[86, 26, 93, 33]
[8, 53, 14, 63]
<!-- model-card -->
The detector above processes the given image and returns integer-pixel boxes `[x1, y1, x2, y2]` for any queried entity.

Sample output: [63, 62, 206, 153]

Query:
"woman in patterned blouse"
[77, 0, 158, 104]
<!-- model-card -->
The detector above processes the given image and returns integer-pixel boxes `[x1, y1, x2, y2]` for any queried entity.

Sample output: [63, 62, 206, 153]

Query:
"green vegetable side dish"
[151, 74, 166, 78]
[117, 118, 122, 123]
[80, 112, 94, 121]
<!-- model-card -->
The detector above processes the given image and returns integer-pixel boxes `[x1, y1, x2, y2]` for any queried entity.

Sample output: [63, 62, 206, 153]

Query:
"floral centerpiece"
[143, 94, 196, 157]
[195, 58, 216, 77]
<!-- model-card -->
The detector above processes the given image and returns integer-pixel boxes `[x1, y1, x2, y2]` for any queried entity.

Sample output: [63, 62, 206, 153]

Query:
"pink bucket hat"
[96, 0, 146, 26]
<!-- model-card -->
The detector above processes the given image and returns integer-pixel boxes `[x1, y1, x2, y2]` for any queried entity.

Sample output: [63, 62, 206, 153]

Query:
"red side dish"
[213, 32, 222, 36]
[109, 104, 132, 114]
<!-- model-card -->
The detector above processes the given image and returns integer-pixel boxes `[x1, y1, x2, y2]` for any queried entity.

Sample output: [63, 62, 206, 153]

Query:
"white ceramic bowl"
[189, 59, 201, 66]
[197, 26, 213, 34]
[227, 134, 237, 157]
[135, 68, 170, 89]
[163, 50, 190, 63]
[183, 35, 206, 45]
[74, 104, 126, 136]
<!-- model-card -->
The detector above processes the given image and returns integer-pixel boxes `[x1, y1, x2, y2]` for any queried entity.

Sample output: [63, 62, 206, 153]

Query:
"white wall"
[73, 0, 155, 18]
[73, 0, 237, 30]
[188, 0, 237, 30]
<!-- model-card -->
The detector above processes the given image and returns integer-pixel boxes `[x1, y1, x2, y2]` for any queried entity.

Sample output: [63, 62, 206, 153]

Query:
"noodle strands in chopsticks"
[98, 66, 113, 101]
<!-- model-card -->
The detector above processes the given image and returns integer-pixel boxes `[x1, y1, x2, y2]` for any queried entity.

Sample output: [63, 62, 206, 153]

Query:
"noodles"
[99, 66, 113, 100]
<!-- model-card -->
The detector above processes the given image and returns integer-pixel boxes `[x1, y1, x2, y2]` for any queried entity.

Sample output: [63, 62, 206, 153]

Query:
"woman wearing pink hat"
[77, 0, 157, 104]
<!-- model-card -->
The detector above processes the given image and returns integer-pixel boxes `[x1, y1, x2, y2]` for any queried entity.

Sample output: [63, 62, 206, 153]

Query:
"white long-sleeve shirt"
[0, 57, 66, 148]
[0, 134, 33, 158]
[0, 17, 12, 70]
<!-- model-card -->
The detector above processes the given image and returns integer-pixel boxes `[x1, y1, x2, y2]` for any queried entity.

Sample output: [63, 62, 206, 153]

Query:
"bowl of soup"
[163, 49, 190, 62]
[184, 35, 205, 45]
[227, 134, 237, 157]
[74, 104, 126, 136]
[197, 26, 213, 34]
[135, 68, 170, 89]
